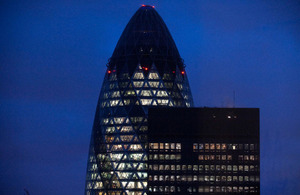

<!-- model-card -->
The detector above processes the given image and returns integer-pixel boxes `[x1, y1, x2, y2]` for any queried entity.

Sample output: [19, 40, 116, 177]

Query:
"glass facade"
[85, 5, 193, 195]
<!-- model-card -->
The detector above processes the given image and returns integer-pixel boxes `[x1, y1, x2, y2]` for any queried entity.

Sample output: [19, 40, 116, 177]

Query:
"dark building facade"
[148, 108, 260, 194]
[85, 5, 193, 195]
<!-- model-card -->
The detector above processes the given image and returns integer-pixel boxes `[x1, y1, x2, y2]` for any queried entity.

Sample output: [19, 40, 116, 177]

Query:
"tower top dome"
[109, 5, 184, 76]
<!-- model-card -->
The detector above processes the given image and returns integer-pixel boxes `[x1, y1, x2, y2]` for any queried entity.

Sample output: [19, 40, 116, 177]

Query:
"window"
[193, 143, 198, 151]
[176, 143, 181, 151]
[205, 143, 209, 150]
[222, 143, 227, 150]
[165, 143, 169, 150]
[199, 144, 204, 150]
[160, 143, 164, 150]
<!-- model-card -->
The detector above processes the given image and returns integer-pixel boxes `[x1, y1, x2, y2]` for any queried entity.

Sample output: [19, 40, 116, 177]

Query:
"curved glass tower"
[85, 5, 193, 195]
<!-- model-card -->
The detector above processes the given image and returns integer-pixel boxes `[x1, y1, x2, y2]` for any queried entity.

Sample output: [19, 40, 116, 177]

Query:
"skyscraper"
[85, 5, 193, 195]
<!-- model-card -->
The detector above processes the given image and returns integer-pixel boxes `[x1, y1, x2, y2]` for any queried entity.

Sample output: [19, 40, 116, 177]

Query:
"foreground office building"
[85, 5, 193, 195]
[148, 108, 260, 194]
[85, 5, 260, 195]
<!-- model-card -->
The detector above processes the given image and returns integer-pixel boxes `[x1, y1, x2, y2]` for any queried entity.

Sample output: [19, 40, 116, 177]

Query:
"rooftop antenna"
[233, 90, 236, 108]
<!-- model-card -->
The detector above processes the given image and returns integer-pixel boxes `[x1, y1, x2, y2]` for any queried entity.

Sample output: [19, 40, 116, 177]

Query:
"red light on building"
[145, 67, 148, 71]
[142, 4, 146, 7]
[152, 6, 155, 8]
[181, 71, 185, 75]
[108, 70, 111, 74]
[172, 71, 175, 73]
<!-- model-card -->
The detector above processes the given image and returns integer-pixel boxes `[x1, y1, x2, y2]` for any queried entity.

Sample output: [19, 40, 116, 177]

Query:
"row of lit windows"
[109, 153, 146, 161]
[107, 144, 144, 152]
[149, 186, 258, 193]
[198, 154, 258, 161]
[149, 175, 260, 182]
[149, 164, 258, 172]
[199, 154, 232, 161]
[101, 98, 173, 107]
[104, 126, 148, 134]
[149, 154, 181, 161]
[102, 117, 144, 125]
[149, 143, 181, 151]
[193, 143, 258, 151]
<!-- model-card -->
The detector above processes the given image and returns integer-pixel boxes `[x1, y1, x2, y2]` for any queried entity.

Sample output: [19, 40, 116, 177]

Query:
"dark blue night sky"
[1, 0, 300, 194]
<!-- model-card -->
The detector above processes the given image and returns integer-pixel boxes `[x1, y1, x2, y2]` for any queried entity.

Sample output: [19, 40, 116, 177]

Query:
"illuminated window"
[133, 81, 144, 88]
[193, 165, 198, 171]
[227, 176, 232, 182]
[156, 90, 168, 97]
[199, 165, 203, 171]
[205, 143, 209, 150]
[133, 72, 144, 79]
[199, 144, 204, 150]
[239, 176, 244, 182]
[165, 165, 170, 170]
[193, 143, 198, 151]
[176, 143, 181, 151]
[193, 175, 198, 181]
[216, 143, 221, 150]
[165, 154, 170, 160]
[141, 99, 152, 105]
[171, 165, 175, 171]
[227, 165, 232, 171]
[210, 143, 215, 150]
[159, 154, 164, 160]
[239, 165, 243, 171]
[165, 143, 169, 150]
[148, 72, 159, 79]
[170, 154, 176, 160]
[140, 90, 152, 97]
[233, 165, 237, 171]
[170, 143, 175, 150]
[221, 143, 227, 150]
[148, 81, 159, 88]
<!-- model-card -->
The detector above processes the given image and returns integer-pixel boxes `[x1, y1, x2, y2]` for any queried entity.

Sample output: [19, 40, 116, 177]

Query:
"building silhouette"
[85, 5, 260, 195]
[148, 108, 260, 194]
[85, 5, 193, 195]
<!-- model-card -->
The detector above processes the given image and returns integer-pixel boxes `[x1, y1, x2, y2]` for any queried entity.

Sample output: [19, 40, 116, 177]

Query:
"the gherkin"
[85, 5, 193, 195]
